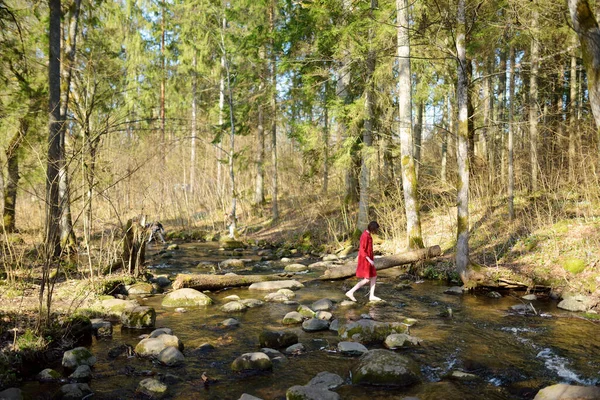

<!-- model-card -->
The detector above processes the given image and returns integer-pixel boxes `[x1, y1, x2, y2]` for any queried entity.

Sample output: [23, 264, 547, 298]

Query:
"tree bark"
[357, 0, 377, 231]
[568, 0, 600, 158]
[58, 0, 82, 252]
[397, 0, 423, 249]
[568, 39, 578, 182]
[456, 0, 470, 284]
[172, 273, 281, 291]
[508, 46, 515, 220]
[320, 245, 441, 280]
[45, 0, 62, 258]
[190, 53, 197, 194]
[269, 0, 279, 221]
[529, 6, 540, 194]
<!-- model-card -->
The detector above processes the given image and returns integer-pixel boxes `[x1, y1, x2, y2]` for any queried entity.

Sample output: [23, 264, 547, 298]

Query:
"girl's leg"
[345, 278, 369, 301]
[368, 277, 381, 301]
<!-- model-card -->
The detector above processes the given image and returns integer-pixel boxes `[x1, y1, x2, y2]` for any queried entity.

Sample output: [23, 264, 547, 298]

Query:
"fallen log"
[172, 273, 283, 291]
[319, 245, 442, 280]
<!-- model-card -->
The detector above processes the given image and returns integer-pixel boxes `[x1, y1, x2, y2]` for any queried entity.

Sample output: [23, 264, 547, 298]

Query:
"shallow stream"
[21, 242, 600, 399]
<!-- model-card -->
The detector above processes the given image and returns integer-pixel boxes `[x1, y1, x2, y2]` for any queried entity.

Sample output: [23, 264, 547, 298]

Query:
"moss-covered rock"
[231, 352, 272, 372]
[127, 282, 155, 296]
[338, 319, 408, 344]
[62, 347, 96, 369]
[137, 378, 167, 399]
[120, 306, 156, 329]
[37, 368, 61, 382]
[561, 257, 587, 274]
[351, 349, 421, 387]
[259, 330, 298, 349]
[161, 288, 213, 307]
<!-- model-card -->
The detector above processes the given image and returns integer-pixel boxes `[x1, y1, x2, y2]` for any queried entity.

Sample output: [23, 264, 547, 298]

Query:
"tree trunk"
[322, 90, 329, 196]
[508, 46, 515, 220]
[190, 53, 197, 194]
[255, 94, 265, 205]
[357, 0, 377, 231]
[456, 0, 470, 284]
[568, 0, 600, 159]
[4, 127, 24, 233]
[320, 245, 442, 280]
[173, 273, 281, 291]
[58, 0, 82, 253]
[441, 94, 450, 184]
[45, 0, 62, 259]
[397, 0, 423, 249]
[123, 217, 147, 277]
[529, 6, 540, 194]
[414, 100, 423, 178]
[568, 39, 578, 182]
[269, 0, 279, 221]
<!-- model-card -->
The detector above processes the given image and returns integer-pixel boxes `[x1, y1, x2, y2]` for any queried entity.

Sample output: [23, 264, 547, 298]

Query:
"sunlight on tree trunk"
[456, 0, 470, 284]
[397, 0, 423, 249]
[529, 6, 540, 194]
[508, 46, 515, 220]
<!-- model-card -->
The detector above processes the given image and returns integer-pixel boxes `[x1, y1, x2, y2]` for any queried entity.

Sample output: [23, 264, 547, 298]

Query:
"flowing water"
[20, 242, 600, 399]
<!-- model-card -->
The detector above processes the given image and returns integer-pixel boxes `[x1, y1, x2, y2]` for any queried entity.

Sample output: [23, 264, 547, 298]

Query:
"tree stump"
[123, 216, 148, 277]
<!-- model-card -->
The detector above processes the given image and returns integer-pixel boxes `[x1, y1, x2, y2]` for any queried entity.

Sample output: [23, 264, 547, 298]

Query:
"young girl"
[345, 221, 382, 302]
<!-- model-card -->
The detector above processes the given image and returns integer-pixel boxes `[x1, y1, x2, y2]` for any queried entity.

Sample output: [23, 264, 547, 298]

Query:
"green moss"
[561, 257, 586, 274]
[552, 220, 571, 234]
[583, 312, 600, 320]
[15, 329, 47, 352]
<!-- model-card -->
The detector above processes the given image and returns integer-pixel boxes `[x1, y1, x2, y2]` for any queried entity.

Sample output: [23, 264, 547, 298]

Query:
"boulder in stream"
[259, 330, 298, 349]
[297, 305, 315, 318]
[312, 298, 333, 311]
[338, 319, 408, 344]
[69, 365, 92, 382]
[351, 349, 421, 387]
[240, 298, 264, 308]
[231, 352, 273, 372]
[286, 385, 340, 400]
[337, 341, 368, 356]
[0, 388, 22, 400]
[308, 371, 344, 390]
[220, 259, 246, 269]
[37, 368, 61, 382]
[126, 282, 155, 296]
[384, 333, 422, 349]
[282, 311, 304, 325]
[162, 288, 213, 307]
[137, 378, 168, 399]
[57, 383, 93, 400]
[100, 298, 140, 317]
[315, 311, 333, 321]
[239, 394, 264, 400]
[121, 306, 156, 329]
[302, 318, 330, 332]
[284, 263, 308, 272]
[62, 347, 96, 369]
[533, 383, 600, 399]
[135, 334, 184, 357]
[91, 319, 112, 337]
[222, 300, 248, 313]
[284, 343, 306, 355]
[557, 294, 595, 312]
[157, 346, 185, 367]
[150, 328, 173, 338]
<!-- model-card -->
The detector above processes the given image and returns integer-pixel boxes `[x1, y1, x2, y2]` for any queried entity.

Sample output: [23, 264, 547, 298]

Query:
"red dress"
[356, 230, 376, 278]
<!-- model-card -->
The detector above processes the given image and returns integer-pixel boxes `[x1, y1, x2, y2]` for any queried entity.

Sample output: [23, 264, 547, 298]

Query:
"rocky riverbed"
[4, 241, 600, 399]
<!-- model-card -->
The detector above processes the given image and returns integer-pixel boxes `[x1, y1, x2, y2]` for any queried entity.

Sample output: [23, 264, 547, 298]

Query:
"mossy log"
[320, 245, 442, 280]
[172, 273, 281, 291]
